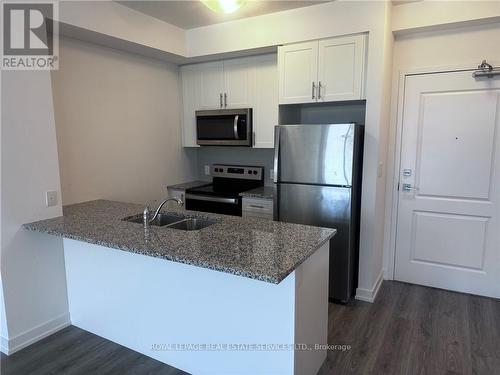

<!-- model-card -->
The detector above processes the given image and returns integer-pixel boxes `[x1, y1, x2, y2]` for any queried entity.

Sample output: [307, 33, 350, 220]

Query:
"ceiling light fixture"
[200, 0, 246, 14]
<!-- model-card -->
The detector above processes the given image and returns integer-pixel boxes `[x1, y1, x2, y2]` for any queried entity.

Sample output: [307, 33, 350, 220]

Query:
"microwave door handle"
[233, 115, 239, 140]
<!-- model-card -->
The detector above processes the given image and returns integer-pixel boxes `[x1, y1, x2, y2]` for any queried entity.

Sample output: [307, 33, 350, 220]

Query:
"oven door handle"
[185, 194, 239, 205]
[233, 115, 239, 140]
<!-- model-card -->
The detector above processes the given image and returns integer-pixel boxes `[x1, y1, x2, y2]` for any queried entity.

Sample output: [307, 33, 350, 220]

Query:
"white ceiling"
[118, 1, 329, 30]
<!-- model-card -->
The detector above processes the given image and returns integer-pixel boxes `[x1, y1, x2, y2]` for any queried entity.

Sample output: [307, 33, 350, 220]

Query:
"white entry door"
[395, 70, 500, 299]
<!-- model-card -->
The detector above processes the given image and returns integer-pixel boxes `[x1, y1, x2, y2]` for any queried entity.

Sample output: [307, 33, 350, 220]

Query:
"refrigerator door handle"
[273, 184, 279, 221]
[273, 126, 281, 221]
[273, 126, 280, 184]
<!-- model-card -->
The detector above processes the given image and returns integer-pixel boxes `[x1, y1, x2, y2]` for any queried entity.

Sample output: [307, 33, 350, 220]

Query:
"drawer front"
[242, 198, 273, 212]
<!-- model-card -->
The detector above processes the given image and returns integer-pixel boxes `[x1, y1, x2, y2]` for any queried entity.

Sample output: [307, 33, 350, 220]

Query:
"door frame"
[383, 61, 500, 280]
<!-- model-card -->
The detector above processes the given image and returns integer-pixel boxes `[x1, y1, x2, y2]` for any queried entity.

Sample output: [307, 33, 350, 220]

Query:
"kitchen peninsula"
[24, 200, 335, 375]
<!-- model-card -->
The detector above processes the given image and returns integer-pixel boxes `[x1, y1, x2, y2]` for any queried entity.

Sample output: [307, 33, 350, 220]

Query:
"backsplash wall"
[196, 147, 275, 186]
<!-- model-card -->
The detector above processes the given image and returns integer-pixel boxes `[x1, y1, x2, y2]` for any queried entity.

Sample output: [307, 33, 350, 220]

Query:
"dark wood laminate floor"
[2, 281, 499, 375]
[318, 281, 500, 375]
[0, 326, 188, 375]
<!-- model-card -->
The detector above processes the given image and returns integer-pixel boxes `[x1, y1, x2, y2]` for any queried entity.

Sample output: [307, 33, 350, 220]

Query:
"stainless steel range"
[185, 164, 264, 216]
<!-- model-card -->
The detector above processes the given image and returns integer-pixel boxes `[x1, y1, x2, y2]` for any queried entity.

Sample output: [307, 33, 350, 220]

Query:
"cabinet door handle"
[312, 82, 316, 100]
[248, 205, 265, 209]
[318, 81, 322, 99]
[224, 93, 227, 107]
[219, 93, 223, 108]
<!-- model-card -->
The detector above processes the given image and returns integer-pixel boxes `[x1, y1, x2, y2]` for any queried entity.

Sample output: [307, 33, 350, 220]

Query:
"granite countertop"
[239, 186, 275, 200]
[167, 180, 211, 190]
[23, 200, 335, 284]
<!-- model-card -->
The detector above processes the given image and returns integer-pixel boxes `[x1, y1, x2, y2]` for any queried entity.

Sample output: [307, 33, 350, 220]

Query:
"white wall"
[383, 22, 500, 278]
[0, 277, 8, 346]
[59, 1, 187, 57]
[51, 37, 197, 205]
[392, 0, 500, 34]
[1, 70, 69, 354]
[186, 1, 374, 57]
[392, 23, 500, 70]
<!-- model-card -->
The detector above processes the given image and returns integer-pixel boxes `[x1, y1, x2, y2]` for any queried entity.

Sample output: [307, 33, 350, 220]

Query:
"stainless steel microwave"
[196, 108, 252, 146]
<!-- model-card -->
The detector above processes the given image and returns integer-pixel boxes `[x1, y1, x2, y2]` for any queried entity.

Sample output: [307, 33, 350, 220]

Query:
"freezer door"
[275, 124, 355, 186]
[276, 183, 355, 301]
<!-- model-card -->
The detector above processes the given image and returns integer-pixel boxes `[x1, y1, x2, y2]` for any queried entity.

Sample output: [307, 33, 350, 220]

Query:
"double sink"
[124, 213, 216, 231]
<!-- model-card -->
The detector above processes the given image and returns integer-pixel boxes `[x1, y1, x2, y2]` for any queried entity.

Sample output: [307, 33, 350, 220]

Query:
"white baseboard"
[1, 312, 70, 355]
[355, 271, 384, 303]
[0, 336, 9, 355]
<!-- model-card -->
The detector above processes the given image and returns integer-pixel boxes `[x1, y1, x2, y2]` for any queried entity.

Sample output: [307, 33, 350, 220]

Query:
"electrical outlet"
[46, 191, 57, 207]
[270, 169, 274, 180]
[204, 165, 211, 175]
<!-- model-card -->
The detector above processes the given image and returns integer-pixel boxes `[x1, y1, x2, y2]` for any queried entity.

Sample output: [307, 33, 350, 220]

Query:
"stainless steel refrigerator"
[273, 124, 364, 302]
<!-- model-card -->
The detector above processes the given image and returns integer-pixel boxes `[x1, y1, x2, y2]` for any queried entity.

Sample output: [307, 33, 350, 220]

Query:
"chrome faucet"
[143, 197, 183, 230]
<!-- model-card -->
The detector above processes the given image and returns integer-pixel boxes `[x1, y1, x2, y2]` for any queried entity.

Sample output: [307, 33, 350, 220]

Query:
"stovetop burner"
[187, 164, 264, 197]
[185, 164, 264, 216]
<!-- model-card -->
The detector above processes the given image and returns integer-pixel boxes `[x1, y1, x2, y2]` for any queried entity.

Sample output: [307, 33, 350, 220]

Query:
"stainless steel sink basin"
[164, 218, 216, 231]
[123, 214, 216, 231]
[124, 213, 185, 227]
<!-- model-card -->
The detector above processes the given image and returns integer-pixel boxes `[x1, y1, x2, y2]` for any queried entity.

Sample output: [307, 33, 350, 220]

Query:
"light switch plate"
[204, 165, 210, 175]
[377, 163, 384, 178]
[46, 191, 57, 207]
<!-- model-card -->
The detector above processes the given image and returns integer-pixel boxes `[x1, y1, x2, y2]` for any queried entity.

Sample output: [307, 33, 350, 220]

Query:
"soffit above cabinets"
[118, 0, 329, 30]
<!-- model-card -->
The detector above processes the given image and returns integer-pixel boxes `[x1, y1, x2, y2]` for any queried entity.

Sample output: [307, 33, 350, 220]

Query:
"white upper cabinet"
[252, 54, 278, 148]
[198, 61, 224, 109]
[279, 34, 366, 104]
[191, 58, 257, 110]
[180, 64, 200, 147]
[223, 57, 255, 108]
[278, 41, 318, 104]
[180, 54, 278, 148]
[317, 35, 366, 102]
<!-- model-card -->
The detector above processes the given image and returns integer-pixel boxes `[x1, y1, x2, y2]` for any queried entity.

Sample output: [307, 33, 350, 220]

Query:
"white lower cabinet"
[242, 197, 274, 220]
[180, 54, 278, 148]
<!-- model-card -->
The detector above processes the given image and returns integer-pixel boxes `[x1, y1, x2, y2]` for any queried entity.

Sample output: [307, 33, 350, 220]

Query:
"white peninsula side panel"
[63, 238, 329, 375]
